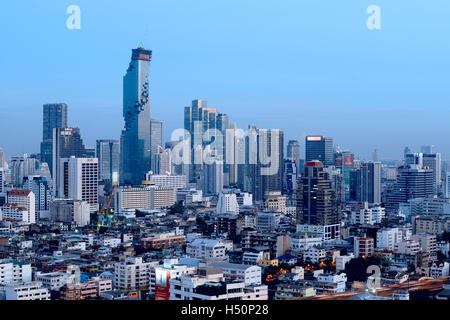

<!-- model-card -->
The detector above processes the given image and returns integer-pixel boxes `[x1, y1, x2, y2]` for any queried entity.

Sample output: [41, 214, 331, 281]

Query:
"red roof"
[8, 189, 32, 196]
[305, 161, 324, 167]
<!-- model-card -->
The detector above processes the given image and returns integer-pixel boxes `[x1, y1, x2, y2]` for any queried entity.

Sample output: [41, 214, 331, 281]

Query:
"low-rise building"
[186, 238, 233, 260]
[4, 281, 50, 300]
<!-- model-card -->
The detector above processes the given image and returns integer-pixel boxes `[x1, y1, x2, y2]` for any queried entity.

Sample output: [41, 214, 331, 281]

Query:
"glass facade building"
[40, 103, 68, 175]
[96, 139, 120, 190]
[120, 47, 152, 185]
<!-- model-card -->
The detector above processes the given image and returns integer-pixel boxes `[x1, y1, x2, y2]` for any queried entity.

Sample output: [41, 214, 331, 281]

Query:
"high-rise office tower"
[10, 154, 39, 187]
[258, 129, 284, 202]
[0, 147, 5, 169]
[296, 160, 339, 226]
[423, 153, 441, 195]
[327, 167, 345, 208]
[40, 103, 68, 175]
[85, 148, 96, 158]
[334, 150, 354, 196]
[225, 123, 241, 186]
[96, 140, 120, 191]
[373, 149, 379, 162]
[287, 140, 300, 177]
[52, 128, 87, 196]
[150, 118, 162, 174]
[445, 172, 450, 199]
[350, 161, 381, 204]
[23, 175, 52, 220]
[243, 128, 284, 202]
[120, 47, 152, 186]
[421, 145, 434, 154]
[283, 159, 297, 196]
[287, 140, 300, 160]
[202, 158, 223, 195]
[403, 146, 412, 158]
[0, 168, 5, 194]
[387, 164, 434, 210]
[58, 157, 99, 213]
[218, 114, 230, 185]
[305, 136, 333, 166]
[405, 152, 441, 195]
[217, 114, 229, 135]
[153, 146, 172, 175]
[405, 152, 423, 167]
[184, 99, 228, 182]
[38, 162, 53, 188]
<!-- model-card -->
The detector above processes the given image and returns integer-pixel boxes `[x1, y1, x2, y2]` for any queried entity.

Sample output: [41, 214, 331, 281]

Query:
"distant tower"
[305, 136, 333, 166]
[184, 99, 228, 183]
[296, 160, 340, 226]
[40, 103, 68, 175]
[373, 149, 379, 162]
[120, 47, 152, 185]
[421, 145, 434, 154]
[0, 147, 5, 169]
[287, 140, 300, 177]
[52, 128, 87, 196]
[403, 146, 411, 158]
[96, 140, 120, 191]
[150, 118, 162, 174]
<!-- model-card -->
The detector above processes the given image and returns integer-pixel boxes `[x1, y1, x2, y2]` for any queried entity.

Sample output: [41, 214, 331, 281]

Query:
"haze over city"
[1, 0, 450, 160]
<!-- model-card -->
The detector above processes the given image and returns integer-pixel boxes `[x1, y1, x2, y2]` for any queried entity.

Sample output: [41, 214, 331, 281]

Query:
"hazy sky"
[1, 0, 450, 161]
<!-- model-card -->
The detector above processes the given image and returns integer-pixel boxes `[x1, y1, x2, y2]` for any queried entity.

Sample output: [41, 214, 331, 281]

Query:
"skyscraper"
[52, 128, 87, 196]
[350, 161, 381, 204]
[40, 103, 68, 174]
[387, 164, 434, 210]
[150, 118, 162, 174]
[10, 154, 39, 187]
[96, 140, 120, 191]
[287, 140, 300, 159]
[287, 140, 300, 177]
[202, 158, 224, 195]
[0, 147, 5, 169]
[421, 145, 434, 154]
[184, 99, 229, 182]
[243, 127, 284, 201]
[0, 168, 5, 194]
[225, 123, 241, 186]
[259, 129, 284, 201]
[445, 172, 450, 199]
[373, 149, 379, 162]
[58, 157, 99, 213]
[283, 158, 297, 196]
[403, 146, 412, 158]
[334, 149, 354, 196]
[305, 136, 333, 166]
[120, 47, 152, 185]
[153, 146, 172, 175]
[23, 175, 52, 220]
[296, 160, 339, 226]
[423, 152, 441, 195]
[405, 152, 441, 195]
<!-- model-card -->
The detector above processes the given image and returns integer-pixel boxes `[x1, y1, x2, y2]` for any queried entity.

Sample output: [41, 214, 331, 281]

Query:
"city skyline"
[1, 1, 450, 160]
[1, 1, 450, 305]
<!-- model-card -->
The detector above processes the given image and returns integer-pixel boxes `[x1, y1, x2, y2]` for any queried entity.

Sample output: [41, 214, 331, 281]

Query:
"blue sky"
[1, 0, 450, 161]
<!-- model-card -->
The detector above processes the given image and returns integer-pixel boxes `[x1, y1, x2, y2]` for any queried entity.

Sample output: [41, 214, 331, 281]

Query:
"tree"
[344, 256, 382, 283]
[440, 231, 450, 242]
[436, 251, 447, 262]
[345, 258, 368, 282]
[169, 202, 184, 215]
